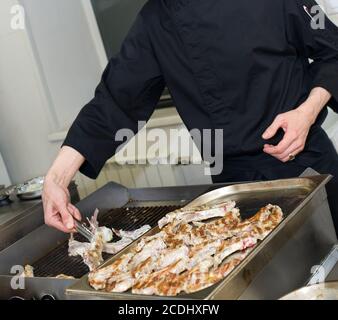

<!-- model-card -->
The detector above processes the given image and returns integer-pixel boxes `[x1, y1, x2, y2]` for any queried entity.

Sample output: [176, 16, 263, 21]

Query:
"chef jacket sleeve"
[63, 13, 165, 179]
[285, 0, 338, 113]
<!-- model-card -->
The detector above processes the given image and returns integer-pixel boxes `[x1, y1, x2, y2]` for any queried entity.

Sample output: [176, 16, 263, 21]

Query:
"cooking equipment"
[67, 175, 337, 300]
[15, 176, 44, 200]
[1, 176, 46, 202]
[31, 205, 181, 279]
[0, 275, 76, 300]
[74, 219, 94, 242]
[0, 175, 336, 300]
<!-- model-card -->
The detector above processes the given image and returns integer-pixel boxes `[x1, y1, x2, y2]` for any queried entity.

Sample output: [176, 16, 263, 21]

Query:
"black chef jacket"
[63, 0, 338, 179]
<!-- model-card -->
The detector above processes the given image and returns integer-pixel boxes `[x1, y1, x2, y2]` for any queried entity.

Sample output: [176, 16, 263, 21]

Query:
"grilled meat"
[68, 210, 152, 271]
[113, 225, 151, 240]
[158, 201, 236, 229]
[21, 265, 34, 278]
[88, 253, 134, 290]
[88, 203, 284, 296]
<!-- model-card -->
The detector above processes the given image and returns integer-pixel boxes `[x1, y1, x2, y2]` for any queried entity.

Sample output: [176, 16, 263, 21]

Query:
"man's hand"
[43, 175, 81, 232]
[262, 108, 312, 162]
[42, 146, 85, 232]
[262, 87, 331, 162]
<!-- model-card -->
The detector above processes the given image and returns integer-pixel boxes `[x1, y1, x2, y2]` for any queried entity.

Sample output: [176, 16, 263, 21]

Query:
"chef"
[43, 0, 338, 234]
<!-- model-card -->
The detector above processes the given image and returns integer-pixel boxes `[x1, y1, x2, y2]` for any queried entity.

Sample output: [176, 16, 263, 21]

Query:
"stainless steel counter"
[0, 198, 40, 227]
[0, 198, 44, 252]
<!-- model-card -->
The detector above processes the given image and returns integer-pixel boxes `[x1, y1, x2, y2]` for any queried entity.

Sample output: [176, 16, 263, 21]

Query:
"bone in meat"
[112, 225, 151, 240]
[183, 249, 252, 294]
[68, 234, 90, 257]
[87, 209, 113, 242]
[131, 245, 189, 280]
[68, 208, 152, 271]
[83, 232, 105, 271]
[131, 238, 167, 268]
[158, 200, 236, 229]
[89, 204, 283, 296]
[105, 272, 135, 293]
[88, 253, 134, 290]
[21, 265, 34, 278]
[132, 260, 187, 296]
[213, 236, 257, 267]
[157, 245, 189, 270]
[103, 238, 133, 255]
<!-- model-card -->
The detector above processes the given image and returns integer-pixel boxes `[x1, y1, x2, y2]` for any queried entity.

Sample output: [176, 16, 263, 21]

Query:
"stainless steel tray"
[15, 176, 44, 201]
[67, 175, 332, 300]
[16, 190, 42, 201]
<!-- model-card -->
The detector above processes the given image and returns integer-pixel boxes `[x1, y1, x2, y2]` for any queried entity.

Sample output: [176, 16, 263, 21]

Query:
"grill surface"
[32, 205, 180, 278]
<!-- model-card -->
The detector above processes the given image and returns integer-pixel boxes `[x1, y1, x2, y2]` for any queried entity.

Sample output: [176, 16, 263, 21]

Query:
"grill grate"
[32, 205, 180, 278]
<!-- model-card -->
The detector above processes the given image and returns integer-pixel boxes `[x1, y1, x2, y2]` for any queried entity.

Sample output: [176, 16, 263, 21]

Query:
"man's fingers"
[67, 203, 82, 221]
[50, 218, 74, 233]
[59, 206, 75, 230]
[264, 139, 304, 163]
[280, 144, 304, 162]
[262, 116, 284, 140]
[44, 202, 73, 233]
[263, 130, 297, 155]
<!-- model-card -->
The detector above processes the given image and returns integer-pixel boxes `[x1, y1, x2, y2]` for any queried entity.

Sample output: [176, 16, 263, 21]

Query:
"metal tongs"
[74, 218, 94, 242]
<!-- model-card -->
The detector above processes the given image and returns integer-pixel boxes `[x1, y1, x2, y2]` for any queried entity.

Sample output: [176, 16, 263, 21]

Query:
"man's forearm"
[297, 87, 332, 125]
[46, 146, 85, 188]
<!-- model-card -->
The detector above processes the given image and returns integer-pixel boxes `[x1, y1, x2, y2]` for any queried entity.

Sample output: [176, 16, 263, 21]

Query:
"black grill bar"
[32, 205, 180, 278]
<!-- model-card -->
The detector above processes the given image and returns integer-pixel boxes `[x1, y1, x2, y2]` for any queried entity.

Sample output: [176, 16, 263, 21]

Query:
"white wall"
[0, 0, 57, 183]
[20, 0, 106, 129]
[0, 0, 105, 184]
